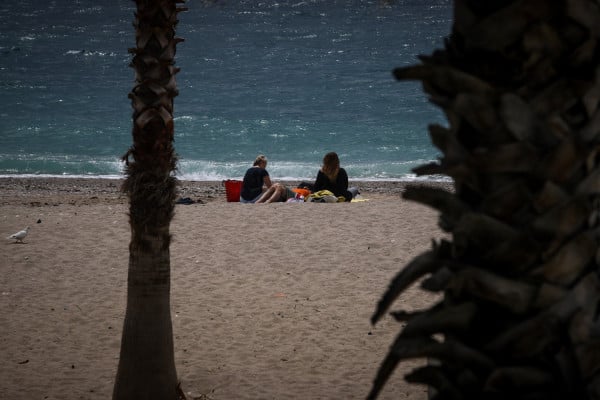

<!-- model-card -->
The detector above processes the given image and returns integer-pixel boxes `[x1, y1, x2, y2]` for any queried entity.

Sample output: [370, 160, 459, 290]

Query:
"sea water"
[0, 0, 452, 181]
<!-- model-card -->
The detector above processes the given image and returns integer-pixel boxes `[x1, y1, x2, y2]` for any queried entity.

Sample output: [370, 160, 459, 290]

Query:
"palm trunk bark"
[113, 0, 186, 399]
[370, 1, 600, 399]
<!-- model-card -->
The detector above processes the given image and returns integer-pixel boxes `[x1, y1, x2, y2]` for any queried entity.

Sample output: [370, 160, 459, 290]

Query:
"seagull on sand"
[7, 226, 30, 243]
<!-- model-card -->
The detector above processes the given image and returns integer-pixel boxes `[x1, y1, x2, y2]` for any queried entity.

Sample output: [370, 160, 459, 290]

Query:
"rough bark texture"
[370, 1, 600, 399]
[113, 1, 186, 399]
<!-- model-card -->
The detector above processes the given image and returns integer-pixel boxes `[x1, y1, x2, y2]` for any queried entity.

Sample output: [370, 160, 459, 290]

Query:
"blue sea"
[0, 0, 452, 181]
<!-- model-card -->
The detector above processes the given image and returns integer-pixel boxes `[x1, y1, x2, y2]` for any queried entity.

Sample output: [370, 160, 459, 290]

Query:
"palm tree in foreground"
[113, 0, 186, 399]
[369, 1, 600, 399]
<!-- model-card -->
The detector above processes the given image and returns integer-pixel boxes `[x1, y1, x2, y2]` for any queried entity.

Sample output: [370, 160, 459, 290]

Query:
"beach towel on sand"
[307, 190, 339, 203]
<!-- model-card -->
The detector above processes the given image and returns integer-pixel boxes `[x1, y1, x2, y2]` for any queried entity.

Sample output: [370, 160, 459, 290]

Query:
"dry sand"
[0, 177, 447, 399]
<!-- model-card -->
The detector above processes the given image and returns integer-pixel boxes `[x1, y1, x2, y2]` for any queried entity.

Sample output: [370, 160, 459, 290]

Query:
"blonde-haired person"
[240, 155, 291, 203]
[313, 152, 358, 202]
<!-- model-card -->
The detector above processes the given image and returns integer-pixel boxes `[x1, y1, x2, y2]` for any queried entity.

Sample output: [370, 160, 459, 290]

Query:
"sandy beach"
[0, 177, 447, 399]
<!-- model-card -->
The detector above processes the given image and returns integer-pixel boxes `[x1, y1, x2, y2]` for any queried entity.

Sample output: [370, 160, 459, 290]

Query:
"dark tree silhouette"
[113, 1, 187, 399]
[370, 1, 600, 399]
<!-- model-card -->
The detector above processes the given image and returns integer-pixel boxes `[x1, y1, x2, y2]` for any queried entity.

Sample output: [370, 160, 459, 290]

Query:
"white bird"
[7, 226, 30, 243]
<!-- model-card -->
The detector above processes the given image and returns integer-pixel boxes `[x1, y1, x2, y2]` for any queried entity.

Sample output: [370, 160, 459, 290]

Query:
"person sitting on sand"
[313, 152, 359, 202]
[240, 155, 292, 203]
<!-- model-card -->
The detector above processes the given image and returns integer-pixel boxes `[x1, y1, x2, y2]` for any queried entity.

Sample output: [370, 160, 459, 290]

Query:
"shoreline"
[0, 176, 453, 206]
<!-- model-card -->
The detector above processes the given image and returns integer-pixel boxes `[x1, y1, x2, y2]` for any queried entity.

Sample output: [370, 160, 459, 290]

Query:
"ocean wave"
[0, 172, 450, 183]
[73, 6, 103, 15]
[64, 50, 116, 57]
[0, 154, 447, 182]
[173, 158, 442, 181]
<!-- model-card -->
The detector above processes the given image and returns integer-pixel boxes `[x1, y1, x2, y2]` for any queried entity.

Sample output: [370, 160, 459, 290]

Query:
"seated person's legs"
[256, 184, 282, 203]
[255, 186, 274, 203]
[268, 184, 285, 203]
[256, 183, 291, 203]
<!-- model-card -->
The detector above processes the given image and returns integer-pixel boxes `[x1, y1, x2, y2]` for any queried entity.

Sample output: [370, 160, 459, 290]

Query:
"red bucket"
[224, 179, 243, 202]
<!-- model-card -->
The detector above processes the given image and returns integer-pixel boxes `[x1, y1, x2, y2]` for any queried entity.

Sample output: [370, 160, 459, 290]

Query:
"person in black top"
[240, 155, 289, 203]
[313, 152, 358, 202]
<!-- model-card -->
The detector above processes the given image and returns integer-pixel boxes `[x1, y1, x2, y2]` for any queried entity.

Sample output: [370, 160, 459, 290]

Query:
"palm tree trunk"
[113, 1, 186, 399]
[369, 1, 600, 399]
